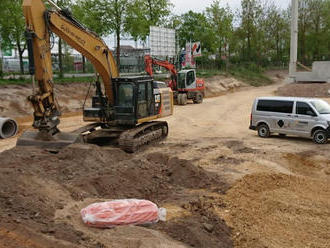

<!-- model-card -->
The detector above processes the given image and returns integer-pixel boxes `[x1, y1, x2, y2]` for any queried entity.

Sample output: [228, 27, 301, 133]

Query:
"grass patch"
[228, 67, 273, 87]
[195, 67, 273, 87]
[0, 76, 94, 86]
[196, 69, 224, 78]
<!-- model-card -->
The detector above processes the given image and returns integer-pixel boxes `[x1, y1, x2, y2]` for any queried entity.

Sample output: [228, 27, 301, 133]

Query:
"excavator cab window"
[177, 72, 186, 89]
[186, 71, 195, 86]
[147, 81, 154, 114]
[118, 84, 134, 107]
[137, 83, 148, 118]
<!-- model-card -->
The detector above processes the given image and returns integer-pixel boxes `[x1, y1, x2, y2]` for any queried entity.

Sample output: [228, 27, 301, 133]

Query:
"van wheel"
[313, 129, 328, 144]
[257, 124, 270, 138]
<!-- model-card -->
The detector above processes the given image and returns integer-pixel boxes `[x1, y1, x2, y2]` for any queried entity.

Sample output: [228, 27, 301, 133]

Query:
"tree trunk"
[17, 40, 24, 74]
[82, 55, 86, 73]
[116, 29, 120, 68]
[315, 18, 320, 61]
[247, 33, 251, 61]
[58, 38, 63, 78]
[276, 35, 280, 63]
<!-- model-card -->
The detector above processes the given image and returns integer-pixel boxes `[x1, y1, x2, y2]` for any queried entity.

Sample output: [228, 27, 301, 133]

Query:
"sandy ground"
[0, 72, 330, 247]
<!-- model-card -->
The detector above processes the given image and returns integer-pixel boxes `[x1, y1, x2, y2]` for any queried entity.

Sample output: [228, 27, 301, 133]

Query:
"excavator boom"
[144, 55, 178, 90]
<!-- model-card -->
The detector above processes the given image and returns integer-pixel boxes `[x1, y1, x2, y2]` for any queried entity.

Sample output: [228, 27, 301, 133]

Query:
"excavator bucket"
[16, 130, 84, 149]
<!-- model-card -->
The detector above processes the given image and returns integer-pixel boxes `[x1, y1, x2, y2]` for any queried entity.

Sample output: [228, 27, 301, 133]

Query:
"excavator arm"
[22, 0, 118, 133]
[144, 55, 177, 90]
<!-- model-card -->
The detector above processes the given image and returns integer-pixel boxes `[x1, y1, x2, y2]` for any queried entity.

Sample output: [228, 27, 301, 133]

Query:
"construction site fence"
[0, 54, 148, 75]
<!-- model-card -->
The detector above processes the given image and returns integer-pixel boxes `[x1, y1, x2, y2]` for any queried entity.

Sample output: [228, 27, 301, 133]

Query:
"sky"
[170, 0, 291, 14]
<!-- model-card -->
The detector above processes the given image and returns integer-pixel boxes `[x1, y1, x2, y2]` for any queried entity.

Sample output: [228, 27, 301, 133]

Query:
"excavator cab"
[83, 76, 172, 126]
[113, 76, 158, 125]
[177, 70, 197, 90]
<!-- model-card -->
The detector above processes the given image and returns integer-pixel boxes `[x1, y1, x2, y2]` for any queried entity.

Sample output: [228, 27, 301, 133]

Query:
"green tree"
[165, 14, 182, 30]
[101, 0, 130, 67]
[297, 0, 310, 64]
[72, 0, 110, 35]
[72, 0, 110, 72]
[263, 4, 290, 64]
[125, 0, 173, 42]
[307, 0, 327, 61]
[0, 0, 26, 74]
[295, 0, 330, 64]
[206, 0, 233, 58]
[322, 0, 330, 59]
[176, 11, 214, 52]
[238, 0, 263, 62]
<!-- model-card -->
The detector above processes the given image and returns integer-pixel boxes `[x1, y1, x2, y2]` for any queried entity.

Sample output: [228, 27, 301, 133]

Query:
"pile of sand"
[223, 173, 330, 248]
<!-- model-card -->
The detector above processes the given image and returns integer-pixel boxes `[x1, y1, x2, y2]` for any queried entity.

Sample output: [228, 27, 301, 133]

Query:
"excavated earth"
[0, 144, 232, 248]
[1, 71, 330, 248]
[276, 82, 330, 97]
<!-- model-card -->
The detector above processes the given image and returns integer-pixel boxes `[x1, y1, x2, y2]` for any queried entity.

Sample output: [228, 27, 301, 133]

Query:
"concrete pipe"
[0, 117, 18, 139]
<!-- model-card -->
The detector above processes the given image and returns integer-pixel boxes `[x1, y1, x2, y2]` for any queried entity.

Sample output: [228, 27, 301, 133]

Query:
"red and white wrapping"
[81, 199, 166, 228]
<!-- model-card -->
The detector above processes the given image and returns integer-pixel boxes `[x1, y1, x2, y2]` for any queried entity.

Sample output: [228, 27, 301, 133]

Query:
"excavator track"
[118, 121, 168, 153]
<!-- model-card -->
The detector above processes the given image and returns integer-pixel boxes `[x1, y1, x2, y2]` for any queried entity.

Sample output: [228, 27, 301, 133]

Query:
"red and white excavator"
[145, 55, 205, 105]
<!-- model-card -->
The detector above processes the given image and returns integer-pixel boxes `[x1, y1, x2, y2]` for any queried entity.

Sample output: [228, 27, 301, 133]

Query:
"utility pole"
[289, 0, 298, 82]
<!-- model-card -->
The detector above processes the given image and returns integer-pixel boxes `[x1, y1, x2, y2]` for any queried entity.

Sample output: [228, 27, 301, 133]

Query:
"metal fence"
[2, 49, 151, 74]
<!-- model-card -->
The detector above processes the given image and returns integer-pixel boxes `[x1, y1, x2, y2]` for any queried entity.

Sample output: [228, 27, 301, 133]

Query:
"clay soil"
[1, 71, 330, 248]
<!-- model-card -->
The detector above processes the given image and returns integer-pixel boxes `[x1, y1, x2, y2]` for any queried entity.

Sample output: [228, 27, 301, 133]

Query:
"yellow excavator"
[17, 0, 173, 152]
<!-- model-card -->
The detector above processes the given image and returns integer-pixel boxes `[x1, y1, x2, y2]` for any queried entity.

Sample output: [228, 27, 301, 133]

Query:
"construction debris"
[0, 117, 18, 139]
[81, 199, 166, 228]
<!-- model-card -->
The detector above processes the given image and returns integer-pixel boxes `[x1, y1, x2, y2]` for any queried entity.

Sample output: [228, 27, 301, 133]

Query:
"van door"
[291, 101, 318, 136]
[256, 100, 295, 134]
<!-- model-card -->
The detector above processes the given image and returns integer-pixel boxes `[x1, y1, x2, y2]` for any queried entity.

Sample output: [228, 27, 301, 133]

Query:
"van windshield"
[310, 100, 330, 114]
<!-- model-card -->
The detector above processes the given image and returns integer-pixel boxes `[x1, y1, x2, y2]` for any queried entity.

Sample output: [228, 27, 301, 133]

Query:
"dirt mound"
[223, 173, 330, 248]
[0, 82, 92, 119]
[0, 145, 232, 247]
[282, 152, 330, 178]
[205, 76, 247, 98]
[276, 83, 330, 97]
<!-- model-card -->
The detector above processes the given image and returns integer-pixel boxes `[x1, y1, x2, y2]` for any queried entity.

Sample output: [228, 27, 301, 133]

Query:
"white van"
[249, 97, 330, 144]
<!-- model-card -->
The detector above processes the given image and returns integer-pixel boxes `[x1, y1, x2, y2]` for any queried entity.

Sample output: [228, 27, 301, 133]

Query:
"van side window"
[257, 100, 293, 113]
[296, 102, 316, 116]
